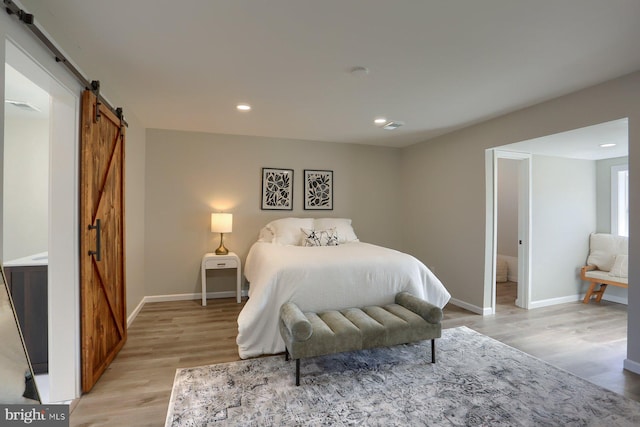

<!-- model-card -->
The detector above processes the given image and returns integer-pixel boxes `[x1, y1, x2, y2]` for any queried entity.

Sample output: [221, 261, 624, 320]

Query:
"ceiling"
[14, 0, 640, 149]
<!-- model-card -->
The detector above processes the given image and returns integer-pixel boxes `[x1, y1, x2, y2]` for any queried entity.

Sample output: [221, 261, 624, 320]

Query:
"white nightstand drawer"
[205, 258, 238, 269]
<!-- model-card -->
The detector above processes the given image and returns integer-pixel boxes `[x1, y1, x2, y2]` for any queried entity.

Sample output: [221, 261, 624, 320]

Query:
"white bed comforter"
[236, 242, 451, 359]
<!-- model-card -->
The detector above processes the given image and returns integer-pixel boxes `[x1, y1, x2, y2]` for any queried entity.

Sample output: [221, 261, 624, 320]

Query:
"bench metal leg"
[285, 349, 289, 361]
[295, 359, 300, 386]
[431, 339, 436, 363]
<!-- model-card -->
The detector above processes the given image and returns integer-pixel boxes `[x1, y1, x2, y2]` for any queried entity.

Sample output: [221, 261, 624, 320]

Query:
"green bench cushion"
[279, 292, 442, 360]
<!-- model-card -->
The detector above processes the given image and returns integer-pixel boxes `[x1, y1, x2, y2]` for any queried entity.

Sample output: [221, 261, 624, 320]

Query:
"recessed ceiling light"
[599, 143, 616, 148]
[236, 104, 251, 111]
[374, 118, 387, 125]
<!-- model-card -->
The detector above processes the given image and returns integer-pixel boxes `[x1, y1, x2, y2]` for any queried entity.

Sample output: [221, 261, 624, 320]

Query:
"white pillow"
[257, 227, 274, 243]
[587, 233, 628, 272]
[313, 218, 359, 243]
[266, 218, 314, 246]
[609, 254, 629, 278]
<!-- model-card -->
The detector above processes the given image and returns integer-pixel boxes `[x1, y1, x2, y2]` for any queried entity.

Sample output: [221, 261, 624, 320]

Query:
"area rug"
[165, 326, 640, 426]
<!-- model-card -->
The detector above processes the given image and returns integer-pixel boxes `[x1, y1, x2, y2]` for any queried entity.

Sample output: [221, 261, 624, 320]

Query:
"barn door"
[79, 89, 127, 392]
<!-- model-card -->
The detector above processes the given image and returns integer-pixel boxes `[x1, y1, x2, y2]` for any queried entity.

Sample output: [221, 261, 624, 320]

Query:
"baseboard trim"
[624, 358, 640, 375]
[126, 290, 248, 327]
[601, 294, 628, 305]
[143, 292, 202, 303]
[448, 298, 492, 315]
[126, 298, 146, 328]
[144, 291, 247, 303]
[529, 294, 581, 309]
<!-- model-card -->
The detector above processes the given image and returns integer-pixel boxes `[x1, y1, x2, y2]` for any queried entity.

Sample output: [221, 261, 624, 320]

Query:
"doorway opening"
[3, 62, 51, 401]
[4, 39, 81, 403]
[485, 150, 531, 315]
[496, 158, 521, 312]
[485, 118, 629, 315]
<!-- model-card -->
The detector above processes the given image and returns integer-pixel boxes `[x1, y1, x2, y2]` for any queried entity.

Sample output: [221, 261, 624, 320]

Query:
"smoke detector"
[350, 66, 369, 77]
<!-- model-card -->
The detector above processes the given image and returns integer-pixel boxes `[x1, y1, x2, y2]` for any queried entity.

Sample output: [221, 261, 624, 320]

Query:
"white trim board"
[624, 358, 640, 375]
[528, 294, 582, 309]
[528, 293, 627, 309]
[448, 298, 492, 316]
[126, 291, 248, 326]
[126, 299, 146, 328]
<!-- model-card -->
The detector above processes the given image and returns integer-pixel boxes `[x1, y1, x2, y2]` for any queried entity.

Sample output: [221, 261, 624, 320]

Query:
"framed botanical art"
[304, 169, 333, 210]
[261, 167, 294, 210]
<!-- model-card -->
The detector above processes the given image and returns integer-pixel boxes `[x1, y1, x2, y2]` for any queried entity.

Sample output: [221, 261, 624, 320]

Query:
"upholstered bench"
[279, 291, 443, 385]
[581, 233, 628, 304]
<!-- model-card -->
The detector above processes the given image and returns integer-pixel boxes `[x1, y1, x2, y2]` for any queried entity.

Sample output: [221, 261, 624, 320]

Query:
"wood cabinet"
[5, 265, 48, 374]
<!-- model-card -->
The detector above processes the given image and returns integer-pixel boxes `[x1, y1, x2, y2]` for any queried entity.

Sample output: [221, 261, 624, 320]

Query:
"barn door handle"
[88, 219, 102, 261]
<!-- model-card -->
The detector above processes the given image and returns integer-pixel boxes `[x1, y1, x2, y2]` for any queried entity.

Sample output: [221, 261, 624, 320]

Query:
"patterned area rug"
[165, 326, 640, 426]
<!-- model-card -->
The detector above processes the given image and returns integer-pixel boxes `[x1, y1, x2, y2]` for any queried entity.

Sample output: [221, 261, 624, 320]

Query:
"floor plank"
[69, 285, 640, 426]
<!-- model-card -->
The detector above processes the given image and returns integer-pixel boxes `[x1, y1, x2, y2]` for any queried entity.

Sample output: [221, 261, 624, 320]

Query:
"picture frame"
[261, 167, 294, 210]
[304, 169, 333, 210]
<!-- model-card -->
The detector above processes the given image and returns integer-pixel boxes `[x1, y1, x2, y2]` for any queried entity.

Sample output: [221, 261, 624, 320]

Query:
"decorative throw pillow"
[302, 228, 322, 247]
[323, 228, 340, 246]
[609, 254, 629, 278]
[301, 228, 340, 247]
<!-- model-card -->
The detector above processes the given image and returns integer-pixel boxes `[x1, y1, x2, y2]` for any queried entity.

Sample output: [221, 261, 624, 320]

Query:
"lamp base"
[215, 233, 229, 255]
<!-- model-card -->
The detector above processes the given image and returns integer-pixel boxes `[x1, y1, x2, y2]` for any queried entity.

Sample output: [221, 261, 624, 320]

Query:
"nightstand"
[201, 252, 242, 306]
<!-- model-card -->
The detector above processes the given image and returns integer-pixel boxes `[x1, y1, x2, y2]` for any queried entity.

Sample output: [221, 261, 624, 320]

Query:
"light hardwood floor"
[68, 284, 640, 426]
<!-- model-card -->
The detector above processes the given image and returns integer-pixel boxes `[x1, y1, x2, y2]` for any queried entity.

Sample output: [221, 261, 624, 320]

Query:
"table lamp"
[211, 213, 232, 255]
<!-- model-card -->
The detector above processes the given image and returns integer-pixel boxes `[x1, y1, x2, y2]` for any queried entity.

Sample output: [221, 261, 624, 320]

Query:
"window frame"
[611, 164, 629, 237]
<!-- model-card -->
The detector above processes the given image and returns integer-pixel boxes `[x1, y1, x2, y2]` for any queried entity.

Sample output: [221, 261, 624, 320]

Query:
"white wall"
[530, 155, 596, 302]
[3, 116, 48, 260]
[497, 158, 518, 258]
[400, 71, 640, 371]
[144, 129, 402, 297]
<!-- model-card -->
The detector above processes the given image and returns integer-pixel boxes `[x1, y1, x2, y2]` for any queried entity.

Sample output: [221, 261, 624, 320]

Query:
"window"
[611, 164, 629, 237]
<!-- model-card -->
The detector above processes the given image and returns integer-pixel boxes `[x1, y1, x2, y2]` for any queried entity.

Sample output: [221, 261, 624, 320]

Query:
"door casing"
[485, 149, 532, 313]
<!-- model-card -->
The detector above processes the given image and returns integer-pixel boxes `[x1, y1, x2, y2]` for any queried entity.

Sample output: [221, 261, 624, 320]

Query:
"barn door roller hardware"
[91, 80, 102, 122]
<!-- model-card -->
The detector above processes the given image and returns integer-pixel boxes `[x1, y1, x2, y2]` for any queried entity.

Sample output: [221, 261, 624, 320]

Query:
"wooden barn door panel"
[79, 89, 127, 392]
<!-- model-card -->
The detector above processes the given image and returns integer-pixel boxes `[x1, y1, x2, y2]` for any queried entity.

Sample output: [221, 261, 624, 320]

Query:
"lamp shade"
[211, 213, 233, 233]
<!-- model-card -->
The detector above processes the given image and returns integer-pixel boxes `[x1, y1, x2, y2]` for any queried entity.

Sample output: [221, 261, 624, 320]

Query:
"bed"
[236, 217, 451, 359]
